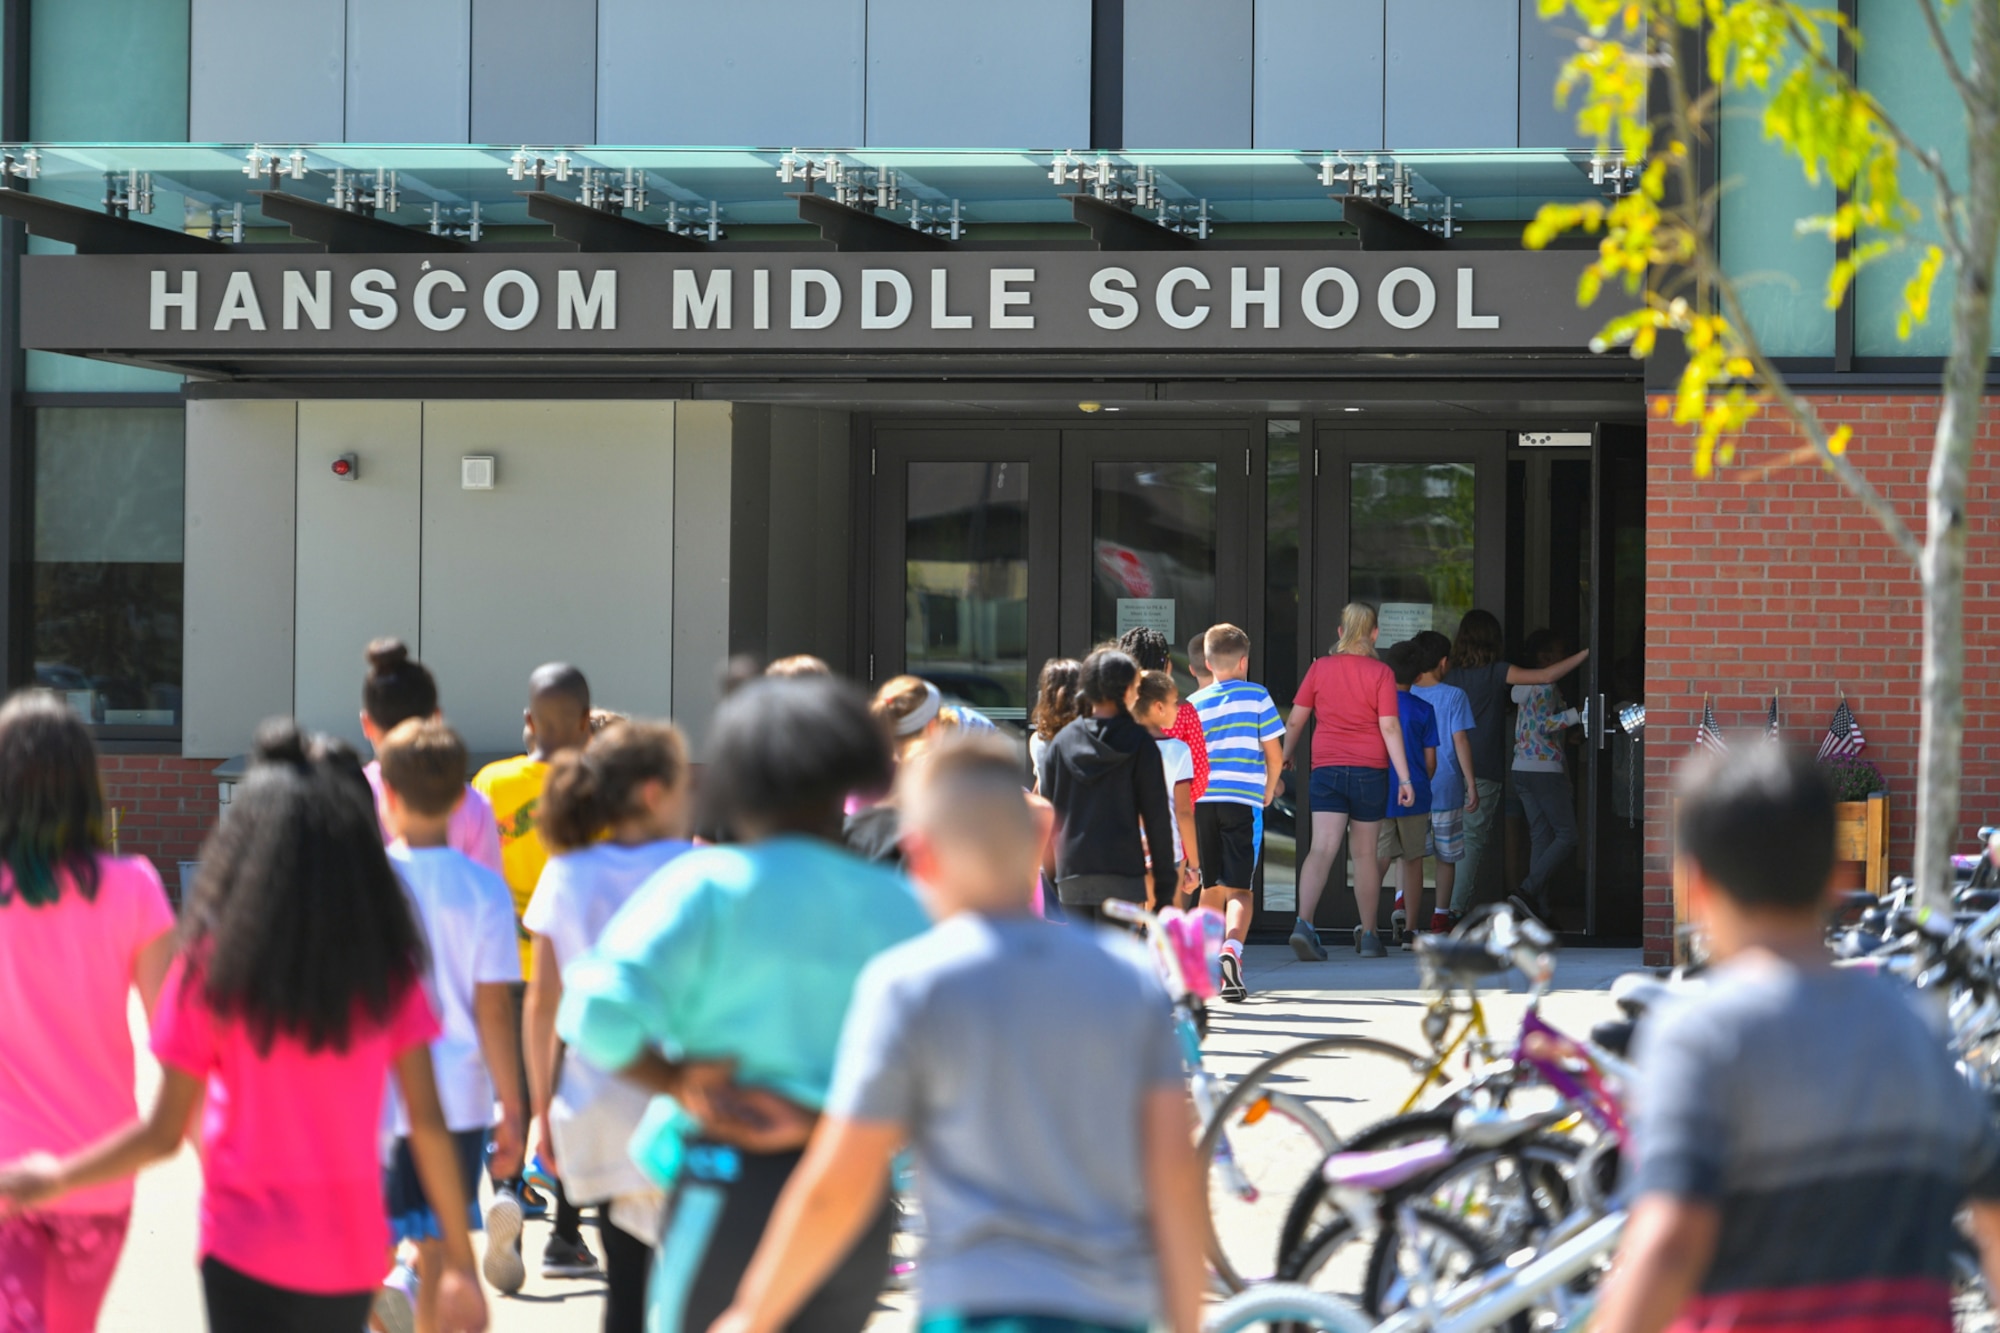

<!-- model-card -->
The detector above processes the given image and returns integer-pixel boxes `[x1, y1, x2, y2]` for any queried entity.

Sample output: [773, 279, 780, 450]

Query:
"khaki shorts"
[1375, 812, 1434, 863]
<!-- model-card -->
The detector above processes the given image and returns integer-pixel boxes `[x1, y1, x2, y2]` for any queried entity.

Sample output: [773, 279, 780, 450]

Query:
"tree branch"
[1913, 0, 1978, 110]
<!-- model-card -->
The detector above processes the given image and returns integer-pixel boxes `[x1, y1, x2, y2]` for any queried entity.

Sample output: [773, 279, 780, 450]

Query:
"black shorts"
[1196, 802, 1263, 891]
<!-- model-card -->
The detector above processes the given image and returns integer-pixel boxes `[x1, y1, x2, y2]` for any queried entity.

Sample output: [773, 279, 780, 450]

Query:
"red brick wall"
[99, 754, 221, 902]
[1644, 392, 2000, 963]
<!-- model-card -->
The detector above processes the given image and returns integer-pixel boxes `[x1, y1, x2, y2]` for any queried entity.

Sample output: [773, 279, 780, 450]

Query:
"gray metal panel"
[1384, 0, 1517, 149]
[183, 399, 296, 760]
[294, 401, 422, 747]
[598, 0, 863, 148]
[189, 0, 345, 143]
[471, 0, 595, 146]
[346, 0, 470, 143]
[1518, 0, 1587, 147]
[1123, 0, 1252, 149]
[672, 401, 733, 751]
[865, 0, 1089, 148]
[1253, 0, 1382, 150]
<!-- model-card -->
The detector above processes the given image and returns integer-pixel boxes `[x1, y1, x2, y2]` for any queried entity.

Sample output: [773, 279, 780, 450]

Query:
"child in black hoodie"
[1036, 648, 1178, 923]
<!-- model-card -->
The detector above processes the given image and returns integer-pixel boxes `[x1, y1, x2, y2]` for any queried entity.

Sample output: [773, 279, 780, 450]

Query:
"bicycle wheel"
[1275, 1108, 1458, 1273]
[1201, 1283, 1373, 1333]
[1200, 1036, 1426, 1292]
[1363, 1204, 1527, 1332]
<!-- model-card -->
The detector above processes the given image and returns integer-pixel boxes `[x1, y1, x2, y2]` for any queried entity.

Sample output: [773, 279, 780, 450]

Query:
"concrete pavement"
[94, 941, 1640, 1331]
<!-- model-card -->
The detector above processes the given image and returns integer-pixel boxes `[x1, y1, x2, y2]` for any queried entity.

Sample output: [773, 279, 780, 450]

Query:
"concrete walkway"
[95, 942, 1642, 1332]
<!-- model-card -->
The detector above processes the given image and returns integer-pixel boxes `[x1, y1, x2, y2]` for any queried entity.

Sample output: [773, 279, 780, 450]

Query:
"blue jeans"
[1514, 768, 1578, 897]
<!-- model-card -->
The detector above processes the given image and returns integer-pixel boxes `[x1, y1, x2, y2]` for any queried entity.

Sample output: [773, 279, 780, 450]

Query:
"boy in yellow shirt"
[472, 662, 596, 1278]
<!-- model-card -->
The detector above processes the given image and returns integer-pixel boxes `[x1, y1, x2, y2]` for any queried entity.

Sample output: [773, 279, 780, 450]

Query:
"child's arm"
[1141, 1086, 1204, 1333]
[395, 1044, 491, 1333]
[1423, 744, 1436, 780]
[1453, 731, 1478, 811]
[1261, 736, 1285, 806]
[0, 1065, 203, 1214]
[475, 978, 527, 1181]
[710, 1117, 904, 1333]
[1172, 778, 1200, 893]
[1592, 1193, 1718, 1333]
[1508, 648, 1589, 686]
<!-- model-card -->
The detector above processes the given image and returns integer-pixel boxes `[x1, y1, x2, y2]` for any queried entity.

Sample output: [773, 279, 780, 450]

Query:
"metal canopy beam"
[1066, 194, 1197, 250]
[254, 190, 465, 253]
[1342, 197, 1448, 251]
[521, 191, 706, 252]
[0, 189, 228, 254]
[792, 193, 950, 251]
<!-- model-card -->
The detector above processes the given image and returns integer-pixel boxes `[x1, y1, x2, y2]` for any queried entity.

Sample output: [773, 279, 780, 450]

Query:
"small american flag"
[1766, 694, 1781, 742]
[1697, 696, 1729, 756]
[1818, 696, 1867, 761]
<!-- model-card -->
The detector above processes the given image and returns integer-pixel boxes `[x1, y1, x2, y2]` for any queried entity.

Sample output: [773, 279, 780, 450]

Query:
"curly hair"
[1030, 658, 1084, 741]
[541, 720, 689, 853]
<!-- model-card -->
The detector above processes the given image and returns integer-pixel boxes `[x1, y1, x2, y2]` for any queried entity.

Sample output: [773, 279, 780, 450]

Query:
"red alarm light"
[332, 453, 357, 480]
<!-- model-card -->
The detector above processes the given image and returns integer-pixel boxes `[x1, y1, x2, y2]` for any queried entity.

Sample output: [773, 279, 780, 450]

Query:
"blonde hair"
[1334, 602, 1378, 656]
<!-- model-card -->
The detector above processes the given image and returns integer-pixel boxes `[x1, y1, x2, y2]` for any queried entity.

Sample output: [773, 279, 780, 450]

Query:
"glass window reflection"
[904, 460, 1032, 720]
[1090, 459, 1218, 696]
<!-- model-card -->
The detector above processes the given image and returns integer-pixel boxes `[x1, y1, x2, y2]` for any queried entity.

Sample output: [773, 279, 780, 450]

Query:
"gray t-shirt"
[827, 913, 1184, 1325]
[1634, 958, 2000, 1313]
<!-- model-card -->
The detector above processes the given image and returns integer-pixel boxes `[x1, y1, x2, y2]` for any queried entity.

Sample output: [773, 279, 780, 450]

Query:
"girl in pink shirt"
[0, 692, 177, 1333]
[0, 719, 490, 1333]
[361, 637, 504, 873]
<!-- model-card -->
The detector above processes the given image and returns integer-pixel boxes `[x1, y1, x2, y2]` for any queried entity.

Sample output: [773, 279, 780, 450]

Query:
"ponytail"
[541, 720, 689, 852]
[1079, 648, 1141, 715]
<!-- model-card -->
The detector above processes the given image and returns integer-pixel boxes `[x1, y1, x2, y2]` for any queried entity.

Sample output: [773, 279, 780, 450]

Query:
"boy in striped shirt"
[1187, 624, 1284, 1002]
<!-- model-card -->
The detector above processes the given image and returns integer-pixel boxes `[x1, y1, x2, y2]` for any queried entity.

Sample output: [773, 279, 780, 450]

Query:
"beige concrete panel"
[294, 401, 422, 748]
[672, 402, 733, 752]
[183, 399, 297, 759]
[418, 402, 675, 755]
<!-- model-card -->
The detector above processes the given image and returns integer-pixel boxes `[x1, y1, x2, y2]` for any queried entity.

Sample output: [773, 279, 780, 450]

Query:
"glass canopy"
[3, 143, 1626, 242]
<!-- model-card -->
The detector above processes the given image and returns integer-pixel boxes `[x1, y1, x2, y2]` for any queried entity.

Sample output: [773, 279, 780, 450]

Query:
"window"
[32, 408, 185, 732]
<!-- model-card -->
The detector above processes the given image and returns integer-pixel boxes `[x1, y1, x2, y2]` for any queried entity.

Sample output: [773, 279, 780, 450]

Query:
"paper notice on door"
[1377, 602, 1433, 644]
[1116, 598, 1176, 642]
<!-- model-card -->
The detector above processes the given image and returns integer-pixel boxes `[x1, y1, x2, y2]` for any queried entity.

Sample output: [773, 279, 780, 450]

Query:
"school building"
[0, 1, 1983, 962]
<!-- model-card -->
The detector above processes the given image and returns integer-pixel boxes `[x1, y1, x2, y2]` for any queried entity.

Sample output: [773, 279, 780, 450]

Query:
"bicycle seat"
[1319, 1137, 1457, 1192]
[1413, 934, 1507, 979]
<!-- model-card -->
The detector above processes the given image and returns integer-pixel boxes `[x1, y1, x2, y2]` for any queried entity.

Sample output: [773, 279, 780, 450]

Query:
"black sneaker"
[1218, 951, 1248, 1002]
[541, 1233, 601, 1280]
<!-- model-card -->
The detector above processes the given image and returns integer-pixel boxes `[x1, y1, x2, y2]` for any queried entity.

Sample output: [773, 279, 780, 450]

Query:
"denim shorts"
[1308, 764, 1390, 821]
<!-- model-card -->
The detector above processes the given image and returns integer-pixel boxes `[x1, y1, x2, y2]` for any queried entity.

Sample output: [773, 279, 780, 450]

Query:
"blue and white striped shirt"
[1188, 679, 1284, 807]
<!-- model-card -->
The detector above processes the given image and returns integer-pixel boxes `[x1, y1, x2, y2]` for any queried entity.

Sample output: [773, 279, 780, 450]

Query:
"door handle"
[1596, 694, 1609, 751]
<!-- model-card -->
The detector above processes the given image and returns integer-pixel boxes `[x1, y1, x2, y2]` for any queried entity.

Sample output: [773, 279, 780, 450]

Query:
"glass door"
[1584, 424, 1646, 939]
[871, 429, 1060, 731]
[1303, 429, 1507, 936]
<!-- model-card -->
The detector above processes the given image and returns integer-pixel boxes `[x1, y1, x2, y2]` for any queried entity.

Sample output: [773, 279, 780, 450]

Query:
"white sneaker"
[482, 1189, 527, 1295]
[373, 1264, 417, 1333]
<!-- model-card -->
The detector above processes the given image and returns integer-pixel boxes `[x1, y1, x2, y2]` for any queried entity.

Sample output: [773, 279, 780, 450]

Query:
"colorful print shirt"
[1509, 683, 1579, 773]
[471, 754, 549, 977]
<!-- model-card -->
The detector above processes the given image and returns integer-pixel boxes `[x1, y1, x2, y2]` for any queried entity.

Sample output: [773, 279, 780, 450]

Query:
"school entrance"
[862, 404, 1646, 943]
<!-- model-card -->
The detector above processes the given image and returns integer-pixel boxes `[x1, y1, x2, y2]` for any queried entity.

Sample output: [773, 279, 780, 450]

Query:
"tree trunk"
[1917, 4, 2000, 914]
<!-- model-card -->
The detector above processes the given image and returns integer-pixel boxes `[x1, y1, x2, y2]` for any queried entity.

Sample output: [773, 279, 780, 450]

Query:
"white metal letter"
[1378, 267, 1436, 330]
[213, 271, 266, 332]
[1230, 265, 1280, 330]
[671, 269, 730, 330]
[990, 268, 1036, 330]
[929, 268, 972, 329]
[483, 270, 540, 331]
[1456, 267, 1499, 330]
[791, 269, 841, 329]
[753, 269, 770, 330]
[1156, 266, 1210, 330]
[1302, 267, 1359, 329]
[861, 269, 913, 330]
[559, 269, 619, 330]
[1088, 267, 1139, 330]
[282, 270, 330, 331]
[414, 270, 467, 331]
[348, 269, 398, 331]
[150, 270, 197, 331]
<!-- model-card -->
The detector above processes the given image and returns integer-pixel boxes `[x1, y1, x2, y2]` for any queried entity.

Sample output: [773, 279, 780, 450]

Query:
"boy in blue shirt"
[1376, 642, 1438, 951]
[1410, 629, 1477, 935]
[1187, 623, 1285, 1002]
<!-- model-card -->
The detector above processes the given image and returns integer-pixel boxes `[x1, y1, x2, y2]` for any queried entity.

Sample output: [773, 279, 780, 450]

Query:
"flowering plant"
[1819, 757, 1886, 804]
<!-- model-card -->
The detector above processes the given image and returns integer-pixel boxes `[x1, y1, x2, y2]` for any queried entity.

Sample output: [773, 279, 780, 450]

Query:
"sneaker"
[373, 1265, 417, 1333]
[1289, 918, 1327, 962]
[1218, 950, 1248, 1002]
[1508, 893, 1543, 926]
[541, 1233, 602, 1280]
[1400, 930, 1417, 951]
[1427, 910, 1457, 935]
[481, 1189, 527, 1295]
[1353, 925, 1365, 953]
[522, 1155, 558, 1198]
[1357, 931, 1387, 959]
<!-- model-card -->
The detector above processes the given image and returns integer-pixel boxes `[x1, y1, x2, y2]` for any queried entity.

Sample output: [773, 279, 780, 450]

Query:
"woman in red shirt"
[1280, 602, 1415, 960]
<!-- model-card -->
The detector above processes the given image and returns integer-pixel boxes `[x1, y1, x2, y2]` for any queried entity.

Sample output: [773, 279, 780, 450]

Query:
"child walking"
[0, 692, 176, 1333]
[376, 718, 527, 1330]
[1189, 624, 1285, 999]
[1409, 630, 1477, 934]
[711, 736, 1204, 1333]
[522, 720, 694, 1333]
[1133, 670, 1201, 907]
[1508, 630, 1584, 924]
[1118, 626, 1210, 800]
[0, 719, 487, 1333]
[1374, 643, 1438, 952]
[361, 638, 503, 872]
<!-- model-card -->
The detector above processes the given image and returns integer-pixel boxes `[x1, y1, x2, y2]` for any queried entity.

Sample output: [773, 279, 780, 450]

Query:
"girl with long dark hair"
[557, 676, 930, 1333]
[1027, 658, 1083, 790]
[0, 692, 176, 1333]
[0, 719, 488, 1333]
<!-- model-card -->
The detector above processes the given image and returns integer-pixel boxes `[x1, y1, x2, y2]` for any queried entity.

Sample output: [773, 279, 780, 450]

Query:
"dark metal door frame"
[1585, 422, 1646, 938]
